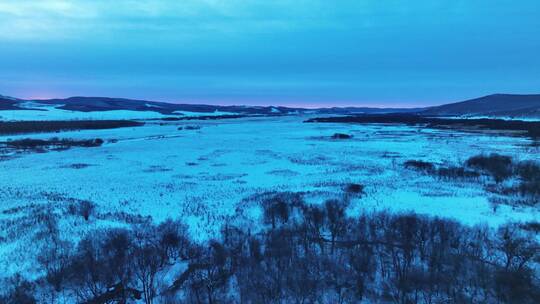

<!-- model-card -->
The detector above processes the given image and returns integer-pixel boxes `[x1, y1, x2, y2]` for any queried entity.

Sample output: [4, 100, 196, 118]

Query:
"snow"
[0, 95, 19, 101]
[0, 103, 171, 121]
[0, 101, 243, 121]
[442, 115, 540, 121]
[0, 113, 538, 279]
[172, 110, 237, 116]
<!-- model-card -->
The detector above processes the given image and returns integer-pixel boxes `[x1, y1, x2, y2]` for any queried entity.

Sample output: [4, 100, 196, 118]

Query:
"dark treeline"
[305, 114, 540, 138]
[2, 192, 539, 304]
[0, 120, 144, 135]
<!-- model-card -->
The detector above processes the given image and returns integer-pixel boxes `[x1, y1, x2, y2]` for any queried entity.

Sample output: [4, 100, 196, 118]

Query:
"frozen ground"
[0, 102, 235, 121]
[0, 114, 539, 278]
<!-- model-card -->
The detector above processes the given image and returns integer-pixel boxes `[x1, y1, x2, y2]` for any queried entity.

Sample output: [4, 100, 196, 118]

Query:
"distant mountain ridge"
[1, 93, 540, 117]
[0, 95, 23, 110]
[0, 95, 421, 115]
[422, 94, 540, 117]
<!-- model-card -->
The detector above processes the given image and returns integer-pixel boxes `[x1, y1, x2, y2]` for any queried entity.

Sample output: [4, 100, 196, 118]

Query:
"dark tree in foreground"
[10, 191, 539, 304]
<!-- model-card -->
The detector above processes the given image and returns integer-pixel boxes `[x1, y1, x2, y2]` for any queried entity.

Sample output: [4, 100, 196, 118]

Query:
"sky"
[0, 0, 539, 107]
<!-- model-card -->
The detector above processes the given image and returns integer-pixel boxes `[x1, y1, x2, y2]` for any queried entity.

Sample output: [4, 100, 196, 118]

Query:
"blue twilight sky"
[0, 0, 539, 107]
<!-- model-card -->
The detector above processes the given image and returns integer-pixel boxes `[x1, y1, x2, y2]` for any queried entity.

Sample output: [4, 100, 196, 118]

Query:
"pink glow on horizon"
[18, 91, 66, 100]
[275, 102, 422, 109]
[161, 97, 426, 109]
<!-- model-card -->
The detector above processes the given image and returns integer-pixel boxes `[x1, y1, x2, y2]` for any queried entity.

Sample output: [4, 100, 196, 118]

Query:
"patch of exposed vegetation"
[0, 120, 143, 135]
[405, 160, 480, 180]
[142, 165, 173, 173]
[61, 163, 94, 169]
[266, 169, 300, 177]
[2, 137, 104, 153]
[438, 166, 481, 180]
[66, 200, 96, 221]
[331, 133, 353, 139]
[306, 114, 540, 138]
[405, 153, 540, 202]
[520, 221, 540, 233]
[177, 125, 202, 131]
[344, 183, 365, 194]
[404, 160, 436, 172]
[466, 154, 513, 183]
[160, 114, 248, 121]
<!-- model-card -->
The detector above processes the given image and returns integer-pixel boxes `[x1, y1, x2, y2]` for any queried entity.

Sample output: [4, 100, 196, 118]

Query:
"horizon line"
[2, 92, 539, 110]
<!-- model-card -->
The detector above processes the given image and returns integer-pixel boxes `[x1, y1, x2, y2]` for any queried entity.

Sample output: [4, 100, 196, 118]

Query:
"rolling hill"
[421, 94, 540, 117]
[2, 93, 540, 118]
[0, 95, 420, 116]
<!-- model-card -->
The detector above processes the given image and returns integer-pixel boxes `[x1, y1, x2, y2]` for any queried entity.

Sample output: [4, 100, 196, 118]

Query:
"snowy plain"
[0, 108, 539, 279]
[0, 102, 234, 121]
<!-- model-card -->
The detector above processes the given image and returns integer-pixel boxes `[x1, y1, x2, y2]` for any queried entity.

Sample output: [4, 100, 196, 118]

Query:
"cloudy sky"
[0, 0, 538, 107]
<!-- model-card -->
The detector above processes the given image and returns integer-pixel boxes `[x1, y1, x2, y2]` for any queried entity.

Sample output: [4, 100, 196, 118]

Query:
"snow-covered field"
[0, 102, 235, 121]
[0, 113, 538, 279]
